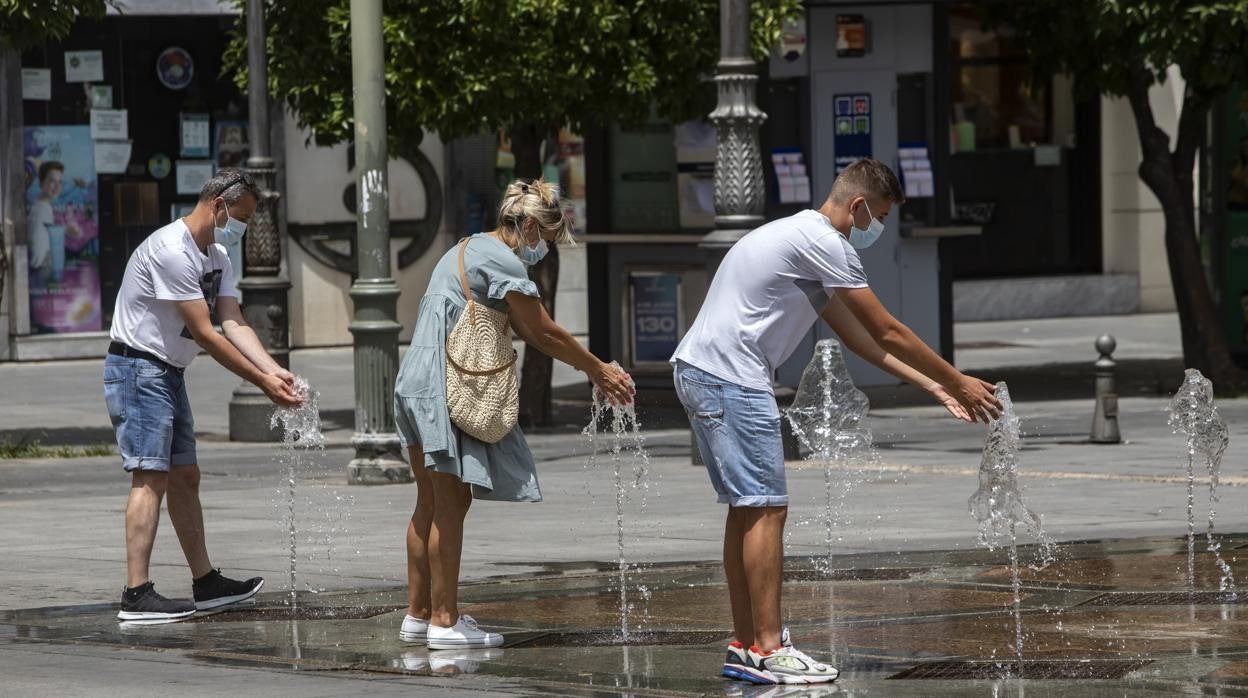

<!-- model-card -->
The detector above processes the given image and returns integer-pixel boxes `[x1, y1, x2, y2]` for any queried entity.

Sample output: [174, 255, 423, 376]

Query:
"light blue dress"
[393, 233, 543, 502]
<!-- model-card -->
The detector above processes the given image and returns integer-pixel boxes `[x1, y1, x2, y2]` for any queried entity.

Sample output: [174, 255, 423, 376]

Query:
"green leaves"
[0, 0, 113, 50]
[228, 0, 800, 152]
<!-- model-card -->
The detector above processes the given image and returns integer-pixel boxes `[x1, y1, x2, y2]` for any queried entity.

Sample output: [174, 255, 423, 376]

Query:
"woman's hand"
[943, 375, 1002, 423]
[591, 362, 635, 407]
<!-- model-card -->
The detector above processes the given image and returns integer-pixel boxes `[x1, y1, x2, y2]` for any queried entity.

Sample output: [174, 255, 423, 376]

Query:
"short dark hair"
[198, 167, 259, 205]
[828, 158, 904, 206]
[38, 161, 64, 185]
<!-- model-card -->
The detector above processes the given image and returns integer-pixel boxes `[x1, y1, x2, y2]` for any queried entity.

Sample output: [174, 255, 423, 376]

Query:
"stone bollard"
[691, 386, 802, 465]
[1089, 334, 1122, 444]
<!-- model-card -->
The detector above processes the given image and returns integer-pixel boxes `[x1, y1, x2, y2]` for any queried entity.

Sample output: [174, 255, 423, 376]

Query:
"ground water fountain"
[1167, 368, 1234, 595]
[583, 363, 650, 643]
[786, 338, 875, 575]
[269, 377, 326, 609]
[968, 382, 1055, 676]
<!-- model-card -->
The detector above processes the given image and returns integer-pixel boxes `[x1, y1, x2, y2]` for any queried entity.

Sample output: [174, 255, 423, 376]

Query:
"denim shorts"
[674, 361, 787, 508]
[103, 353, 197, 472]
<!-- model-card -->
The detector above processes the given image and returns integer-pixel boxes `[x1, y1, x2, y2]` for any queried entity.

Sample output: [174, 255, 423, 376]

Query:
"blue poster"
[834, 93, 872, 176]
[630, 273, 682, 363]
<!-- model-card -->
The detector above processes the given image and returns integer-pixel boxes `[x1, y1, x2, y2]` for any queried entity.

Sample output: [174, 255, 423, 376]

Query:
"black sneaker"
[193, 569, 264, 610]
[117, 582, 196, 622]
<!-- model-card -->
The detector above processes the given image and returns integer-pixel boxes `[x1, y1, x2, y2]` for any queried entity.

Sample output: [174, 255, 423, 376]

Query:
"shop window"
[949, 5, 1052, 151]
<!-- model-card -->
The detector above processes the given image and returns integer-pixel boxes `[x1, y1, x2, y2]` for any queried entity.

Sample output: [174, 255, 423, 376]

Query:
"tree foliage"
[0, 0, 113, 49]
[227, 0, 800, 151]
[993, 0, 1248, 391]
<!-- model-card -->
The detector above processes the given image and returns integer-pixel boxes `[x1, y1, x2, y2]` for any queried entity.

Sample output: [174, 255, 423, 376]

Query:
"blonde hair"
[497, 179, 576, 251]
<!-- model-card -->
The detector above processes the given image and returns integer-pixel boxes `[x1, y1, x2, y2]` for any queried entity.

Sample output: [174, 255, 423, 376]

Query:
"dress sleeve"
[479, 246, 539, 301]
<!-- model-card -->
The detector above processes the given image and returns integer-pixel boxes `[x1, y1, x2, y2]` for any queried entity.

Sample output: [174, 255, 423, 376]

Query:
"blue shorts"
[103, 354, 197, 473]
[674, 361, 787, 508]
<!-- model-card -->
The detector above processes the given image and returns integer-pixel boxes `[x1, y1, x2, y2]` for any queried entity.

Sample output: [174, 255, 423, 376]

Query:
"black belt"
[108, 342, 181, 372]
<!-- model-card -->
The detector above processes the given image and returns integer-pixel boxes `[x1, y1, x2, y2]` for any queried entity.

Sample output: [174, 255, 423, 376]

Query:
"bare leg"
[166, 464, 213, 579]
[741, 505, 788, 651]
[125, 471, 168, 588]
[724, 506, 755, 647]
[427, 469, 473, 628]
[406, 445, 434, 619]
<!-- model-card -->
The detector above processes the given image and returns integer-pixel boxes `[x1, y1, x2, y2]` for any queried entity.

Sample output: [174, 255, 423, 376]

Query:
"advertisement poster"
[629, 272, 682, 363]
[835, 14, 866, 58]
[24, 126, 102, 334]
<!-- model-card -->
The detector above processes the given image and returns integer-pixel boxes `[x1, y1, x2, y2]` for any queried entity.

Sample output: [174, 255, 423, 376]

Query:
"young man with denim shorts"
[672, 159, 1001, 684]
[104, 168, 302, 622]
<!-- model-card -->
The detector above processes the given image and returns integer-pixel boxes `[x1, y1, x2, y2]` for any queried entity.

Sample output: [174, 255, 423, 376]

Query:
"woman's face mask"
[517, 219, 549, 267]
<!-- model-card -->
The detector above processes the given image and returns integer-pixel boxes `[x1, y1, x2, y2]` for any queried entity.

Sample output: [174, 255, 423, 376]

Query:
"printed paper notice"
[176, 160, 215, 195]
[94, 141, 133, 174]
[90, 109, 128, 140]
[64, 50, 104, 82]
[22, 69, 51, 100]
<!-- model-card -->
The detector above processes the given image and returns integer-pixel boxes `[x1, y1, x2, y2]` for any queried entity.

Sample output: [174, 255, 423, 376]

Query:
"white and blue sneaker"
[746, 629, 838, 685]
[722, 640, 755, 681]
[399, 614, 429, 644]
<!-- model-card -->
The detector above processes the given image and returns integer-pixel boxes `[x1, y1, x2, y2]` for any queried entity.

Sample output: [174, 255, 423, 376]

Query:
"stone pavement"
[3, 312, 1247, 695]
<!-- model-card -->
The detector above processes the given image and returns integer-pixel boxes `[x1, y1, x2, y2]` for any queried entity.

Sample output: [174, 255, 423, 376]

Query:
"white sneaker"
[393, 650, 429, 672]
[427, 614, 504, 649]
[747, 640, 839, 685]
[400, 614, 429, 644]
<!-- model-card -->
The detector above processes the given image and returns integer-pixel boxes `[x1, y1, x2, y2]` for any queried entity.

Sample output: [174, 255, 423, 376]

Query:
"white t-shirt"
[672, 209, 868, 392]
[110, 219, 237, 368]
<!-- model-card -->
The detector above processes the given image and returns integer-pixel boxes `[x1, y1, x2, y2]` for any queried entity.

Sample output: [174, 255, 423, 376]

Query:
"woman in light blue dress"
[394, 179, 634, 649]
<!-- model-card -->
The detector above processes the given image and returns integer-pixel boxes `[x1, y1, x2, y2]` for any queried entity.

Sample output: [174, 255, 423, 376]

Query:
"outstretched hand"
[945, 375, 1002, 423]
[591, 362, 635, 407]
[928, 383, 973, 423]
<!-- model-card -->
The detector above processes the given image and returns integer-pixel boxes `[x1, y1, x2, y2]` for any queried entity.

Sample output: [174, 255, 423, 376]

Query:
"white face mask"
[517, 219, 549, 267]
[213, 203, 248, 247]
[848, 199, 885, 249]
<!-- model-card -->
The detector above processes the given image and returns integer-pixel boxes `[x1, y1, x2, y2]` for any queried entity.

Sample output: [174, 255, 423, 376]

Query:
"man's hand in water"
[945, 374, 1002, 423]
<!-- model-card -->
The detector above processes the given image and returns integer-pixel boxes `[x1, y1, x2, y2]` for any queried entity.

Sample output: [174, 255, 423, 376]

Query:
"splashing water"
[787, 339, 875, 574]
[1166, 369, 1234, 594]
[583, 364, 649, 643]
[270, 377, 325, 608]
[967, 383, 1054, 676]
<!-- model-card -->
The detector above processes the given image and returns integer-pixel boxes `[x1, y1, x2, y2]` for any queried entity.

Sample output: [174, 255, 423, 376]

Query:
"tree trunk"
[1124, 68, 1242, 394]
[509, 123, 559, 426]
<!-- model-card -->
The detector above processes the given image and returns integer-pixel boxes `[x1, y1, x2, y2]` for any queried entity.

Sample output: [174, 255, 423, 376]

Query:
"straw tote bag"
[445, 238, 520, 443]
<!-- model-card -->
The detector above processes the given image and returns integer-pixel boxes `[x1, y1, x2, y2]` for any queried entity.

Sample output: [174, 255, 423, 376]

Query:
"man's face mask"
[849, 199, 885, 249]
[214, 202, 248, 247]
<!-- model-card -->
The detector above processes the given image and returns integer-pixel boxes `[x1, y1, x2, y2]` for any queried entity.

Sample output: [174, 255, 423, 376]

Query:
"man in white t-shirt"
[104, 168, 302, 623]
[672, 159, 1001, 685]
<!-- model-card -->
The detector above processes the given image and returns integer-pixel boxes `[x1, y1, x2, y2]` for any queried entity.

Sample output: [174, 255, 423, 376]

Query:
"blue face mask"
[213, 203, 248, 247]
[517, 222, 549, 266]
[848, 199, 885, 249]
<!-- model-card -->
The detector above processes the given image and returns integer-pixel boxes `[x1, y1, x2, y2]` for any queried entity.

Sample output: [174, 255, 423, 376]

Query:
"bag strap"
[457, 238, 476, 323]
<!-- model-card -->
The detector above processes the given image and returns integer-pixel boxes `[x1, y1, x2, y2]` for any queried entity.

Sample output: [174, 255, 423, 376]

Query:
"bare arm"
[821, 294, 972, 422]
[507, 292, 634, 405]
[837, 286, 1001, 421]
[217, 296, 293, 381]
[176, 298, 300, 407]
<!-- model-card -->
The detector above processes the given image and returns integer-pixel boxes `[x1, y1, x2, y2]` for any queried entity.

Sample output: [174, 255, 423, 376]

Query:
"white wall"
[1101, 67, 1184, 312]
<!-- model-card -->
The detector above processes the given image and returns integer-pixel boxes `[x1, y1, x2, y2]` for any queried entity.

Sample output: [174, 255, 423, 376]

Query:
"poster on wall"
[21, 68, 51, 100]
[629, 272, 683, 364]
[64, 50, 104, 82]
[1223, 85, 1248, 349]
[214, 120, 249, 168]
[833, 93, 872, 177]
[835, 14, 866, 58]
[23, 126, 102, 334]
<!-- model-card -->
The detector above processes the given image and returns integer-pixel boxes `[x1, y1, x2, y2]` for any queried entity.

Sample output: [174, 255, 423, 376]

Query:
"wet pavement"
[4, 534, 1247, 696]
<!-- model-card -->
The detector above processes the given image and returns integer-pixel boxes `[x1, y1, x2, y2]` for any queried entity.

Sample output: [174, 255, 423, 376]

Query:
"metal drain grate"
[506, 630, 729, 648]
[785, 567, 924, 582]
[187, 605, 401, 623]
[890, 659, 1152, 680]
[1078, 591, 1246, 607]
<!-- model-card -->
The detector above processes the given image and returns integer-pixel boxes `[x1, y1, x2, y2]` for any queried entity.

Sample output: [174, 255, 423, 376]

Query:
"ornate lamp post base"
[348, 433, 409, 484]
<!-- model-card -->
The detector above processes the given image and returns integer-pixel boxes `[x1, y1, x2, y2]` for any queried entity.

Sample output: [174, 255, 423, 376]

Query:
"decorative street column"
[346, 0, 410, 484]
[699, 0, 767, 275]
[229, 0, 293, 441]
